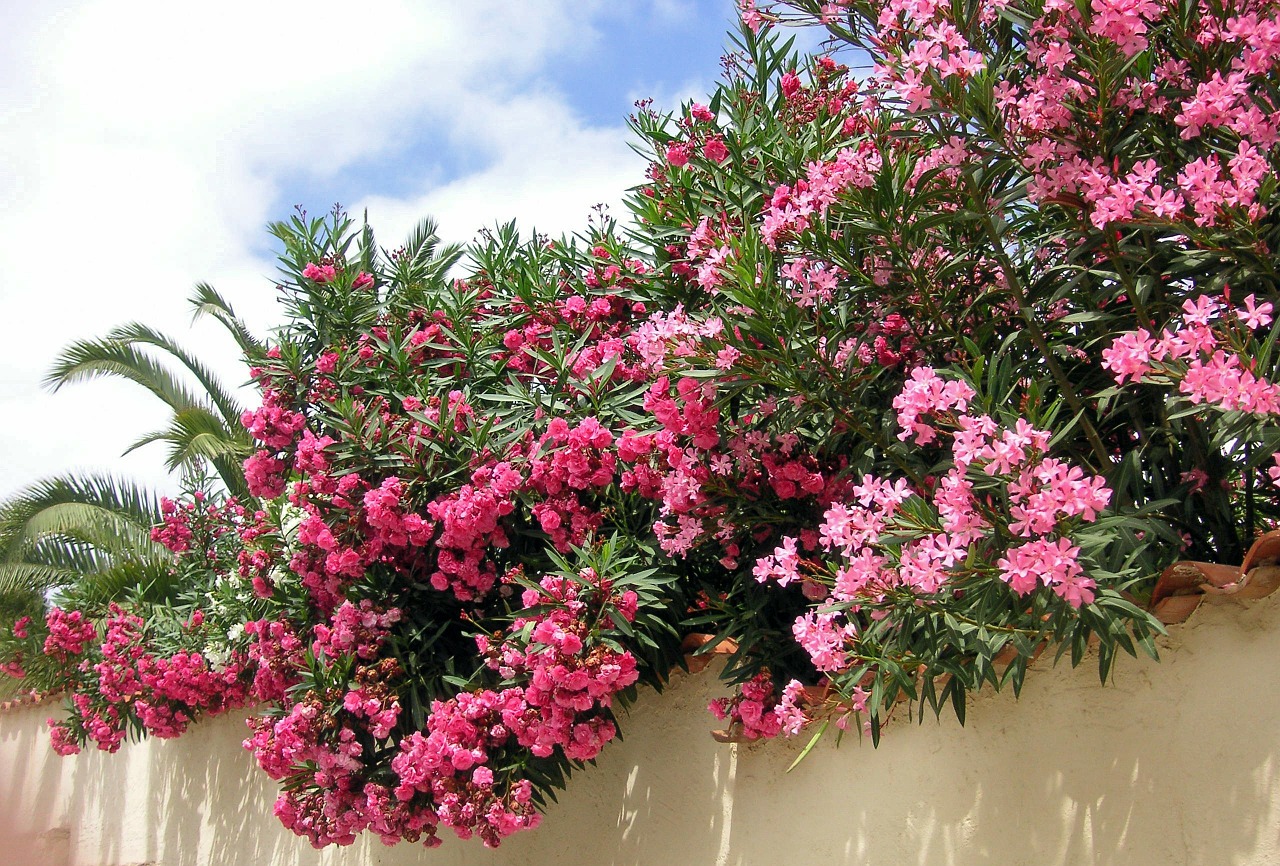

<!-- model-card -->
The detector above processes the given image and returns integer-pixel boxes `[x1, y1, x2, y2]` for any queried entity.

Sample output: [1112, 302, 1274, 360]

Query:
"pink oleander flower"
[754, 536, 801, 586]
[1240, 294, 1274, 329]
[48, 720, 81, 756]
[773, 679, 808, 736]
[43, 608, 97, 660]
[738, 0, 765, 33]
[793, 611, 854, 672]
[997, 537, 1095, 607]
[1101, 328, 1157, 385]
[302, 262, 337, 283]
[709, 672, 784, 740]
[893, 366, 976, 444]
[702, 137, 730, 163]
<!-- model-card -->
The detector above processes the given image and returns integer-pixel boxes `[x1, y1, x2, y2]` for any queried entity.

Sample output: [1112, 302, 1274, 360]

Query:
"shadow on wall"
[69, 710, 352, 866]
[1, 593, 1277, 866]
[494, 592, 1280, 866]
[0, 697, 73, 866]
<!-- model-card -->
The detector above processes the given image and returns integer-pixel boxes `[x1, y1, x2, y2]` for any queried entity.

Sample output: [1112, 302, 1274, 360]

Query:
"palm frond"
[358, 213, 381, 275]
[403, 215, 465, 284]
[189, 282, 266, 358]
[100, 323, 247, 431]
[0, 475, 163, 554]
[403, 216, 443, 265]
[384, 217, 467, 312]
[0, 475, 176, 621]
[26, 533, 137, 574]
[55, 558, 182, 610]
[124, 407, 250, 497]
[44, 338, 210, 415]
[0, 561, 81, 597]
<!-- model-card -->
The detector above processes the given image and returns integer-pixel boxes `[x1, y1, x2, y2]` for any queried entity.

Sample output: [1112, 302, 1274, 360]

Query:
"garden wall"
[3, 593, 1278, 866]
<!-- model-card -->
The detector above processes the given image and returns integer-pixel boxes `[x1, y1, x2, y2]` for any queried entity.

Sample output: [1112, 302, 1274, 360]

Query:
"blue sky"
[0, 0, 811, 501]
[271, 3, 739, 221]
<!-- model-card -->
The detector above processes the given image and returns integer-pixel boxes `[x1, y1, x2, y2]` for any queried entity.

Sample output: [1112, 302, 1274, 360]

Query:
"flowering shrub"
[3, 0, 1278, 852]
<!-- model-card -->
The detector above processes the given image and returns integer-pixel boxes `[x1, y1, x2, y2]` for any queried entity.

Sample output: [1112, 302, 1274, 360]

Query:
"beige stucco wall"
[3, 593, 1278, 866]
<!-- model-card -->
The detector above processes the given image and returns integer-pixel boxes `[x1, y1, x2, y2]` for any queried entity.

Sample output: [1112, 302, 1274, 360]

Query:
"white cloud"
[0, 0, 671, 500]
[356, 91, 644, 248]
[644, 0, 700, 24]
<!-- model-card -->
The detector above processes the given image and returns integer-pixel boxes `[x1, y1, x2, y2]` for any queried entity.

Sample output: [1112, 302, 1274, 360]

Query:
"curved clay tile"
[681, 633, 739, 674]
[0, 688, 64, 714]
[1150, 529, 1280, 624]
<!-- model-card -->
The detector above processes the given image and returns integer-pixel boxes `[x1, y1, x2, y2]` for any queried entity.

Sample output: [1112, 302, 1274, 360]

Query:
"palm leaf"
[0, 561, 81, 597]
[0, 474, 178, 640]
[55, 557, 182, 610]
[125, 406, 251, 495]
[98, 322, 247, 431]
[357, 213, 381, 275]
[44, 338, 210, 416]
[0, 475, 168, 591]
[189, 282, 265, 358]
[0, 476, 163, 554]
[385, 217, 467, 312]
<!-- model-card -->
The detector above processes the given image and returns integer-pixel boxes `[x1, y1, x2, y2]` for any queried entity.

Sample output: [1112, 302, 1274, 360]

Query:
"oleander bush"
[3, 0, 1278, 850]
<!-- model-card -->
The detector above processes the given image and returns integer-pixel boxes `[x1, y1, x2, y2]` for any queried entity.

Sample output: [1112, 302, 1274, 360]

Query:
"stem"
[1104, 233, 1152, 327]
[964, 176, 1113, 468]
[945, 610, 1043, 637]
[1245, 441, 1255, 537]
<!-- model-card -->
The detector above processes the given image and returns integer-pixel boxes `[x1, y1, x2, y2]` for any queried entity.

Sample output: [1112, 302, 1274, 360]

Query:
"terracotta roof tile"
[0, 688, 63, 715]
[1151, 529, 1280, 624]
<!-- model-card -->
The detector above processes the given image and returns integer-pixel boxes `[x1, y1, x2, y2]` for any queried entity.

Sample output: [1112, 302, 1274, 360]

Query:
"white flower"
[204, 646, 230, 671]
[279, 503, 307, 538]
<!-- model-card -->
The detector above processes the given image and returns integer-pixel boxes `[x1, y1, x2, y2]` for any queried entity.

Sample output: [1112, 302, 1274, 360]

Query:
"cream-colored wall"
[3, 593, 1278, 866]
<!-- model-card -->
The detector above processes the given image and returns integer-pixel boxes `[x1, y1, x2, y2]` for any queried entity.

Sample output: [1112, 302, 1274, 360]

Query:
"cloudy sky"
[0, 0, 762, 501]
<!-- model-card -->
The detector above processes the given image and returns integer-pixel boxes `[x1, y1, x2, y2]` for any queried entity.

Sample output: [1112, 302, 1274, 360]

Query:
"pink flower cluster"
[793, 611, 858, 672]
[922, 0, 1280, 230]
[362, 477, 434, 550]
[244, 450, 288, 498]
[997, 537, 1095, 607]
[132, 647, 249, 739]
[486, 569, 640, 761]
[527, 418, 616, 551]
[708, 672, 785, 740]
[241, 389, 309, 498]
[312, 600, 402, 661]
[152, 496, 195, 552]
[302, 262, 337, 283]
[791, 370, 1110, 640]
[494, 268, 648, 385]
[244, 618, 304, 702]
[248, 696, 384, 846]
[1102, 295, 1280, 416]
[391, 691, 540, 847]
[43, 607, 96, 660]
[241, 389, 307, 450]
[893, 366, 977, 445]
[770, 678, 870, 737]
[761, 145, 881, 249]
[382, 568, 641, 848]
[151, 495, 248, 568]
[425, 465, 520, 601]
[243, 655, 425, 848]
[46, 605, 250, 754]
